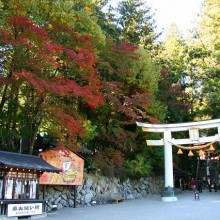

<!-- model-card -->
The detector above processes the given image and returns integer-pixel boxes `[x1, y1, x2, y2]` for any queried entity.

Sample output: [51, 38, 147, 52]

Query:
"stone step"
[111, 198, 126, 204]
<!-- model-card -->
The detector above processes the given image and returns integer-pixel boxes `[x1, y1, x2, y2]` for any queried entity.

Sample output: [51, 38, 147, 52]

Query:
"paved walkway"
[40, 190, 220, 220]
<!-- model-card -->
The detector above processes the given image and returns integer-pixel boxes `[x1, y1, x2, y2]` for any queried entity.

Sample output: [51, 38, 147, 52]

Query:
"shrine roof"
[0, 150, 61, 172]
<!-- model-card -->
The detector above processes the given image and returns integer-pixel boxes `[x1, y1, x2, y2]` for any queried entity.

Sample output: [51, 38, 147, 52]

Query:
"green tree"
[92, 0, 121, 42]
[155, 25, 193, 123]
[84, 0, 166, 178]
[192, 0, 220, 119]
[116, 0, 158, 48]
[86, 38, 165, 177]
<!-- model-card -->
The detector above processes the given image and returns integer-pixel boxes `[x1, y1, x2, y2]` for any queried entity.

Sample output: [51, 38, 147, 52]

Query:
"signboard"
[7, 203, 42, 217]
[189, 127, 199, 141]
[39, 146, 84, 185]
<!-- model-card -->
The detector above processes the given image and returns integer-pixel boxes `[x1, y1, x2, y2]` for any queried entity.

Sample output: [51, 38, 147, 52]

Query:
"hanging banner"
[39, 146, 84, 185]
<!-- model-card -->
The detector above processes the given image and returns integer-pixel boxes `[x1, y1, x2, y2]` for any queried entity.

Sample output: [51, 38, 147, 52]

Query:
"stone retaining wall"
[40, 175, 164, 212]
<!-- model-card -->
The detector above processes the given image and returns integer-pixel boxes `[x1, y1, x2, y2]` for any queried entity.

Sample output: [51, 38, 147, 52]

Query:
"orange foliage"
[0, 15, 104, 145]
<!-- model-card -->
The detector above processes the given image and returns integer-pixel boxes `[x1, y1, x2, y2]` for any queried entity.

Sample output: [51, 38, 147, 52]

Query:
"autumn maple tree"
[0, 0, 166, 178]
[0, 10, 104, 154]
[81, 1, 165, 178]
[82, 35, 164, 177]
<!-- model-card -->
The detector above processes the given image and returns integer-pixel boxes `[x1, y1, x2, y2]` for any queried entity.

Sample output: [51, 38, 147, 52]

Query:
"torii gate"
[137, 119, 220, 202]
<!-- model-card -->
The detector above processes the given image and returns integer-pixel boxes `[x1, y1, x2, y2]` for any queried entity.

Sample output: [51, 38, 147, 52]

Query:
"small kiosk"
[0, 150, 60, 218]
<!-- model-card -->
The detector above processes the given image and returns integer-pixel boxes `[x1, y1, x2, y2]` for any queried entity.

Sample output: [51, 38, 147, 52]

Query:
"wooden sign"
[189, 127, 199, 141]
[7, 203, 43, 217]
[39, 146, 84, 185]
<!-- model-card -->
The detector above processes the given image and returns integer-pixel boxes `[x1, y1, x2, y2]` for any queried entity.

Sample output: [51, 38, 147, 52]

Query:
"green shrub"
[124, 154, 152, 179]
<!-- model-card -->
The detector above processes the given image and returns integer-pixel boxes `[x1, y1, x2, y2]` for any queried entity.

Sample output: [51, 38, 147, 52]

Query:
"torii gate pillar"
[163, 130, 176, 201]
[137, 119, 220, 202]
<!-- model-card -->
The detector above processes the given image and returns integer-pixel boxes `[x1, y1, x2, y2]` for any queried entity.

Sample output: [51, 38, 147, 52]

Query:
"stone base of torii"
[137, 119, 220, 202]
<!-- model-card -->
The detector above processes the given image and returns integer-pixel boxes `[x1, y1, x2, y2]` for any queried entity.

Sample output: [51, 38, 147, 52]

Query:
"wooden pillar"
[2, 177, 5, 199]
[43, 185, 46, 212]
[74, 185, 77, 208]
[162, 130, 177, 202]
[43, 185, 46, 200]
[0, 177, 5, 215]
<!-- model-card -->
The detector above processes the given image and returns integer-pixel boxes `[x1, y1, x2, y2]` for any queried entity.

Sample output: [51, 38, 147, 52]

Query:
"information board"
[7, 203, 42, 217]
[39, 146, 84, 185]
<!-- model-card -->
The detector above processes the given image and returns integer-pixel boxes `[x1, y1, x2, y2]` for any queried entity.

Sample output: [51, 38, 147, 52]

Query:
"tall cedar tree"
[155, 26, 193, 123]
[116, 0, 157, 48]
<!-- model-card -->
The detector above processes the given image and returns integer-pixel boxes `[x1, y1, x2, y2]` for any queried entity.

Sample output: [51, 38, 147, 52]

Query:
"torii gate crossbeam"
[137, 119, 220, 202]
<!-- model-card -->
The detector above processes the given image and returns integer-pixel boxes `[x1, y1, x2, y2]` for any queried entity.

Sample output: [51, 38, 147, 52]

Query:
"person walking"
[191, 178, 197, 192]
[197, 178, 202, 193]
[208, 177, 212, 192]
[213, 179, 217, 192]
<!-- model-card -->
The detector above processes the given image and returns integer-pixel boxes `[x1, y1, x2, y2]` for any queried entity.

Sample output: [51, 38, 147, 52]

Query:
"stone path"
[37, 190, 220, 220]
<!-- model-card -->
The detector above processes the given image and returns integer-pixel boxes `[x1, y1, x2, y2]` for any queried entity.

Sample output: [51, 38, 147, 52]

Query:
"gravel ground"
[31, 189, 220, 220]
